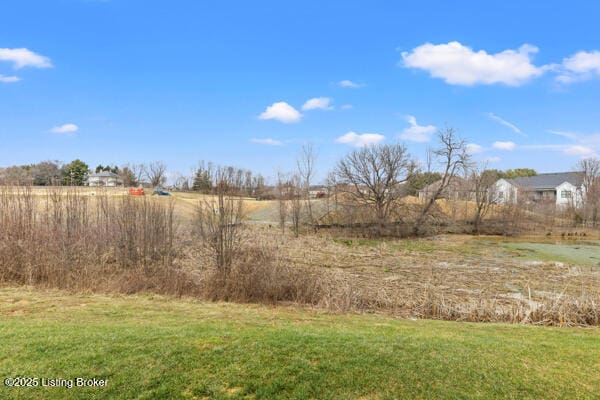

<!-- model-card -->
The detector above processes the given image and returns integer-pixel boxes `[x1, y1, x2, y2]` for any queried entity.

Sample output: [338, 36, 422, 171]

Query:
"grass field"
[1, 287, 599, 400]
[4, 186, 277, 220]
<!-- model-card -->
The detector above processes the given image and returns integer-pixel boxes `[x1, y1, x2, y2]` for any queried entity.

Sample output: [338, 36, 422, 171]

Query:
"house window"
[561, 190, 572, 199]
[498, 191, 504, 199]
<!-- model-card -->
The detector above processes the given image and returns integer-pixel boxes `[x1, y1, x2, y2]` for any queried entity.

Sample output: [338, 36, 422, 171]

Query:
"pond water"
[501, 241, 600, 267]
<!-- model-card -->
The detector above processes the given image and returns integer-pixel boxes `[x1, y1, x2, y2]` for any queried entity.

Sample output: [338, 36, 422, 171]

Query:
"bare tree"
[0, 161, 61, 186]
[276, 171, 289, 235]
[324, 171, 338, 217]
[119, 164, 139, 187]
[0, 166, 32, 185]
[145, 161, 168, 187]
[173, 173, 190, 191]
[425, 146, 433, 173]
[252, 174, 266, 198]
[334, 143, 415, 226]
[579, 158, 600, 227]
[469, 163, 500, 233]
[297, 143, 318, 223]
[31, 161, 62, 186]
[195, 166, 244, 270]
[122, 163, 146, 187]
[289, 174, 303, 237]
[244, 170, 253, 196]
[414, 127, 470, 235]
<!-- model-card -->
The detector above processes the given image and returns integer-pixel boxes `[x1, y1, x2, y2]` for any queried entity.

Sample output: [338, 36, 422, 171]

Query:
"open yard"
[1, 287, 599, 400]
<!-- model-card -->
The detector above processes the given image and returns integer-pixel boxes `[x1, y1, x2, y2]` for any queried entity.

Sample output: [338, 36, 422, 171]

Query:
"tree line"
[1, 131, 599, 232]
[0, 160, 168, 187]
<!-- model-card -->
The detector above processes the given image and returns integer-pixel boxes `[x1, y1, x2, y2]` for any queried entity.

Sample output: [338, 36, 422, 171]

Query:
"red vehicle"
[129, 188, 145, 196]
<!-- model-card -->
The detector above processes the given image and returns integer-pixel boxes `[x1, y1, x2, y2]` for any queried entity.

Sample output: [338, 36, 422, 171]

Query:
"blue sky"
[1, 0, 600, 182]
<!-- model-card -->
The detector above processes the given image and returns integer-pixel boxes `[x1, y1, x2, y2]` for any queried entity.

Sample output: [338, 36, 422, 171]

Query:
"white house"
[87, 171, 121, 187]
[494, 172, 584, 208]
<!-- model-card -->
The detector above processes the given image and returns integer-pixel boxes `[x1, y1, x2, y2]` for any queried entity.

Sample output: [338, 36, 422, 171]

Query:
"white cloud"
[486, 113, 524, 136]
[466, 143, 483, 154]
[49, 123, 79, 134]
[337, 80, 364, 88]
[492, 141, 516, 151]
[258, 102, 302, 123]
[545, 130, 600, 157]
[485, 156, 501, 163]
[556, 50, 600, 83]
[548, 130, 578, 140]
[302, 97, 333, 111]
[401, 41, 545, 86]
[563, 145, 597, 157]
[521, 144, 599, 159]
[399, 115, 437, 142]
[341, 104, 353, 110]
[551, 131, 600, 145]
[0, 48, 52, 69]
[335, 131, 385, 147]
[251, 138, 283, 146]
[0, 74, 20, 83]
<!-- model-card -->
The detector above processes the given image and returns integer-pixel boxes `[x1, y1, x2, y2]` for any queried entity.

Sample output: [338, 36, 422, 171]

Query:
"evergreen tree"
[62, 159, 90, 186]
[192, 169, 212, 193]
[504, 168, 537, 179]
[119, 166, 138, 187]
[407, 171, 443, 196]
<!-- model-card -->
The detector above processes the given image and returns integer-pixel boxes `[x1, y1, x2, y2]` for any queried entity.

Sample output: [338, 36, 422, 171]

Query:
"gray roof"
[508, 172, 583, 190]
[88, 171, 118, 178]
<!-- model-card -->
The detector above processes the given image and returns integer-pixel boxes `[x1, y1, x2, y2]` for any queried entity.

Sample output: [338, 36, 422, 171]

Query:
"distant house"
[87, 171, 121, 187]
[494, 172, 584, 208]
[418, 176, 473, 201]
[309, 185, 328, 199]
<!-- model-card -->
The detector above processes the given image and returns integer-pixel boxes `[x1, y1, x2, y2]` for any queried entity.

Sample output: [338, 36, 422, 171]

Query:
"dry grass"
[0, 186, 182, 292]
[190, 225, 600, 326]
[1, 186, 599, 326]
[170, 191, 273, 217]
[259, 228, 600, 325]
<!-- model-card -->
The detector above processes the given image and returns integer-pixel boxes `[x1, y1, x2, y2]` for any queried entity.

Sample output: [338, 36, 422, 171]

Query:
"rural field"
[3, 187, 600, 325]
[1, 187, 600, 398]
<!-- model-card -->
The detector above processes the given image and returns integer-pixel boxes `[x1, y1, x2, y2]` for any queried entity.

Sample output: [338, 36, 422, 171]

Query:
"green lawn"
[1, 287, 599, 400]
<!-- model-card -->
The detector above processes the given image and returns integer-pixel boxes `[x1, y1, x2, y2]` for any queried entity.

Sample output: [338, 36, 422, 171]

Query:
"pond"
[500, 241, 600, 267]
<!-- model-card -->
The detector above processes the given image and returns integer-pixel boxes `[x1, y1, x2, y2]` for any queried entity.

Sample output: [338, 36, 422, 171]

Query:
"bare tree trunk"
[414, 128, 469, 235]
[276, 172, 288, 235]
[578, 158, 600, 227]
[195, 168, 244, 271]
[290, 175, 302, 237]
[297, 143, 317, 223]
